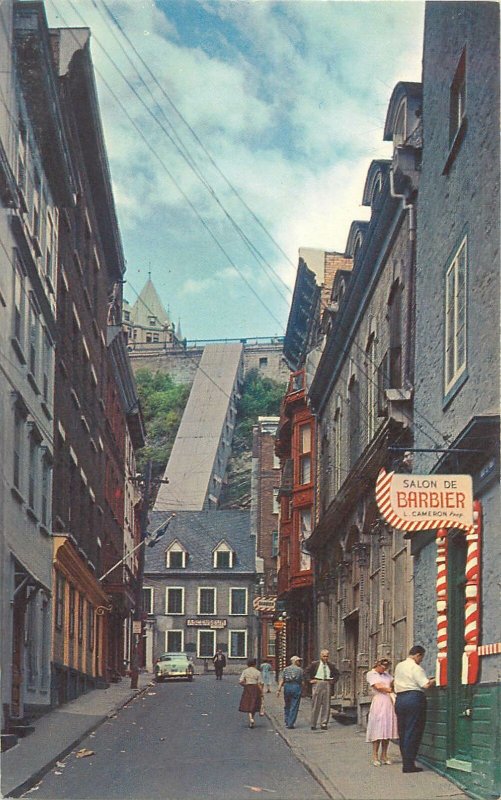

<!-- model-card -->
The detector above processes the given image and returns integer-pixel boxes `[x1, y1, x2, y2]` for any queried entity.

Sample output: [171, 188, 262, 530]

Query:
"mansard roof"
[362, 160, 391, 207]
[383, 81, 422, 142]
[144, 510, 254, 575]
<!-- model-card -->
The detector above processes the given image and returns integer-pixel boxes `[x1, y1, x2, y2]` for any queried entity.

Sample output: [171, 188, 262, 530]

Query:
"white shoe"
[372, 759, 381, 767]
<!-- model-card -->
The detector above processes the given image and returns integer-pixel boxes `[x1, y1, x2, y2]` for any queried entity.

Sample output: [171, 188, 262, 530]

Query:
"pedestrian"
[276, 656, 304, 729]
[238, 657, 264, 728]
[365, 657, 398, 766]
[260, 659, 274, 692]
[394, 645, 435, 773]
[305, 649, 340, 730]
[213, 649, 226, 680]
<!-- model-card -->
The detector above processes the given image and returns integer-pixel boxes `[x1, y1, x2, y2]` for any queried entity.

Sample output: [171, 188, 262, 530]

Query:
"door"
[11, 593, 26, 719]
[448, 533, 473, 764]
[344, 614, 359, 705]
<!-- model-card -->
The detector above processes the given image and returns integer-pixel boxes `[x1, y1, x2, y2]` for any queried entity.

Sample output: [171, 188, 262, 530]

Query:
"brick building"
[251, 416, 280, 668]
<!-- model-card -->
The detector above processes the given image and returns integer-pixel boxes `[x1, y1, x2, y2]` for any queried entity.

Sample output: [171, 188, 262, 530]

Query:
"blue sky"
[46, 0, 424, 341]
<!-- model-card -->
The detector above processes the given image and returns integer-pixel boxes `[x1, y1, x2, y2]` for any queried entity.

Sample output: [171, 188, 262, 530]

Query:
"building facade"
[143, 511, 256, 673]
[0, 0, 75, 729]
[251, 416, 280, 669]
[307, 84, 422, 724]
[412, 4, 500, 796]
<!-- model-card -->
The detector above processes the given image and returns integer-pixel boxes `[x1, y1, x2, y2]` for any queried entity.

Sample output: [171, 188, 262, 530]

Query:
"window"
[272, 488, 280, 514]
[273, 452, 280, 469]
[449, 49, 466, 145]
[348, 376, 361, 467]
[69, 586, 75, 638]
[445, 237, 467, 395]
[216, 551, 230, 568]
[334, 405, 342, 493]
[55, 571, 65, 630]
[366, 334, 377, 442]
[272, 529, 279, 558]
[28, 433, 38, 510]
[78, 593, 84, 643]
[166, 587, 184, 615]
[259, 357, 268, 368]
[13, 257, 25, 348]
[123, 310, 130, 321]
[230, 630, 247, 659]
[299, 508, 312, 571]
[230, 588, 247, 615]
[197, 629, 215, 658]
[198, 587, 216, 615]
[41, 329, 52, 403]
[142, 587, 153, 615]
[299, 424, 312, 484]
[267, 625, 276, 657]
[87, 604, 95, 651]
[167, 548, 186, 568]
[41, 454, 51, 527]
[13, 408, 23, 490]
[166, 630, 184, 652]
[388, 283, 402, 389]
[28, 301, 39, 379]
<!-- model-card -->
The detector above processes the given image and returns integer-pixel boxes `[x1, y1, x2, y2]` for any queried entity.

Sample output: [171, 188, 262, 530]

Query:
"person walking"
[213, 649, 226, 680]
[365, 658, 398, 766]
[238, 658, 264, 728]
[276, 656, 304, 729]
[305, 649, 340, 730]
[394, 645, 435, 773]
[260, 659, 274, 692]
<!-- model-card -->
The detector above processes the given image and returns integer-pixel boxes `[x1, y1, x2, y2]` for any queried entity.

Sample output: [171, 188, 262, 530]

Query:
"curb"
[4, 683, 153, 798]
[263, 709, 345, 800]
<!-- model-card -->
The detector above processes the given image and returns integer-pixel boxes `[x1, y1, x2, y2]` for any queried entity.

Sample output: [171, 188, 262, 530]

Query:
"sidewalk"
[1, 672, 154, 798]
[261, 685, 468, 800]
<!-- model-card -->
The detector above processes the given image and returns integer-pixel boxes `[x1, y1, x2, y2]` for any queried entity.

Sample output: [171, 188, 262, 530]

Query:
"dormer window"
[213, 541, 234, 568]
[166, 541, 187, 569]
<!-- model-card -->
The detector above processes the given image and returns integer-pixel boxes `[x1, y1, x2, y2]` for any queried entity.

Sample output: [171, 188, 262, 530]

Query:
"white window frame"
[229, 587, 248, 616]
[165, 629, 184, 653]
[167, 545, 187, 569]
[272, 488, 280, 514]
[165, 586, 185, 615]
[143, 586, 153, 615]
[198, 586, 217, 615]
[444, 236, 467, 396]
[197, 629, 215, 658]
[213, 543, 233, 568]
[229, 629, 248, 659]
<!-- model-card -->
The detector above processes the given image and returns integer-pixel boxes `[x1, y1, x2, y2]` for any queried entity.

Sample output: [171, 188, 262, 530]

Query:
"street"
[30, 675, 328, 800]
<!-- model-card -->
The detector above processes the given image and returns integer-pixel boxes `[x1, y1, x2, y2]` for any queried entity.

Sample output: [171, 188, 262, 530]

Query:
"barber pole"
[462, 500, 482, 685]
[436, 528, 448, 686]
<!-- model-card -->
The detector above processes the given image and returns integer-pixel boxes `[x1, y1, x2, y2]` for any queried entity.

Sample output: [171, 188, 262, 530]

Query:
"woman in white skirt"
[366, 658, 398, 766]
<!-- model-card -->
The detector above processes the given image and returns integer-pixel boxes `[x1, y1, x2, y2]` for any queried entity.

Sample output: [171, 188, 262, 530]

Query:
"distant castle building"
[123, 277, 184, 347]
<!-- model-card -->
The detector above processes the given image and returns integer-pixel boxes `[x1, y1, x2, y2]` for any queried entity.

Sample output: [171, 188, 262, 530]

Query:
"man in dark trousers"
[213, 649, 227, 680]
[305, 649, 340, 730]
[394, 645, 435, 773]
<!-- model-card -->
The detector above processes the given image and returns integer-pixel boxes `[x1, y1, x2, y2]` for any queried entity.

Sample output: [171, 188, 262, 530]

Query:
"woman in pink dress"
[366, 658, 398, 766]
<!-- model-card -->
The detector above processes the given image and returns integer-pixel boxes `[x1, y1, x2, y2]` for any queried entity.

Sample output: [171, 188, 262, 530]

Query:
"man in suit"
[305, 649, 340, 730]
[213, 649, 227, 680]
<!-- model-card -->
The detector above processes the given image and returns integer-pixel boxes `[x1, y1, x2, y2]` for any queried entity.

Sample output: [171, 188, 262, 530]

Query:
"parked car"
[155, 653, 194, 682]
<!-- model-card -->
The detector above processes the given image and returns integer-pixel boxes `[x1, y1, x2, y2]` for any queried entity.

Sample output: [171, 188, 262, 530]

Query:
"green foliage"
[135, 369, 191, 481]
[232, 368, 285, 452]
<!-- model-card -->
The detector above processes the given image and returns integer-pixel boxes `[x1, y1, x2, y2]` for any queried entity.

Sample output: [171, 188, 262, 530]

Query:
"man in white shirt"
[394, 645, 435, 773]
[305, 649, 340, 730]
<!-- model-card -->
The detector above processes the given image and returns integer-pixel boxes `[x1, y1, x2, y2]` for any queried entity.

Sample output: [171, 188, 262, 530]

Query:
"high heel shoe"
[249, 719, 255, 728]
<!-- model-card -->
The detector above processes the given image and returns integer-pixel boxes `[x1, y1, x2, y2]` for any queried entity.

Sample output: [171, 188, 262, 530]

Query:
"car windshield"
[158, 653, 189, 663]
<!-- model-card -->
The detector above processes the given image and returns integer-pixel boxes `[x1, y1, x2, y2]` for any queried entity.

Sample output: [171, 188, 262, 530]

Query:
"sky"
[45, 0, 425, 341]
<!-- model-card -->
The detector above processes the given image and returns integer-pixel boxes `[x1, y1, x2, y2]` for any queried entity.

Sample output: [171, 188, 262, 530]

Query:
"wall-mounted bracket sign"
[375, 468, 488, 687]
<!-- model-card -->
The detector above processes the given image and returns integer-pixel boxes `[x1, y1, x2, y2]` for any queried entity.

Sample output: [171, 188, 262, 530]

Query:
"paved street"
[30, 675, 328, 800]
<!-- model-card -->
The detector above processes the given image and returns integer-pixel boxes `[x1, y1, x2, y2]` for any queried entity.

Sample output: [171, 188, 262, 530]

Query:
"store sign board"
[186, 618, 227, 629]
[376, 469, 474, 532]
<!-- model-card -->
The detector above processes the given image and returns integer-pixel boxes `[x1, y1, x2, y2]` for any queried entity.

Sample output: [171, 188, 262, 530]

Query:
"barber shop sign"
[375, 468, 488, 687]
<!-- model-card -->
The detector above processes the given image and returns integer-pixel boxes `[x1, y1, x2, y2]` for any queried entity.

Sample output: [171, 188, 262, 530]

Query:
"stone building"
[0, 0, 73, 730]
[123, 277, 179, 348]
[307, 83, 422, 724]
[275, 249, 351, 672]
[143, 511, 256, 673]
[411, 4, 500, 796]
[251, 416, 280, 668]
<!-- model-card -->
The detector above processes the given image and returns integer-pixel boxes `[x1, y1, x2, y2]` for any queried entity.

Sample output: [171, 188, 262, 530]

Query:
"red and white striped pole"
[462, 500, 482, 685]
[435, 528, 448, 686]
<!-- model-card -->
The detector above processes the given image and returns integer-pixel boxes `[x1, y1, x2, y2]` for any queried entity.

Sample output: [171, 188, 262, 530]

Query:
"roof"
[131, 278, 170, 329]
[154, 343, 243, 511]
[144, 510, 254, 574]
